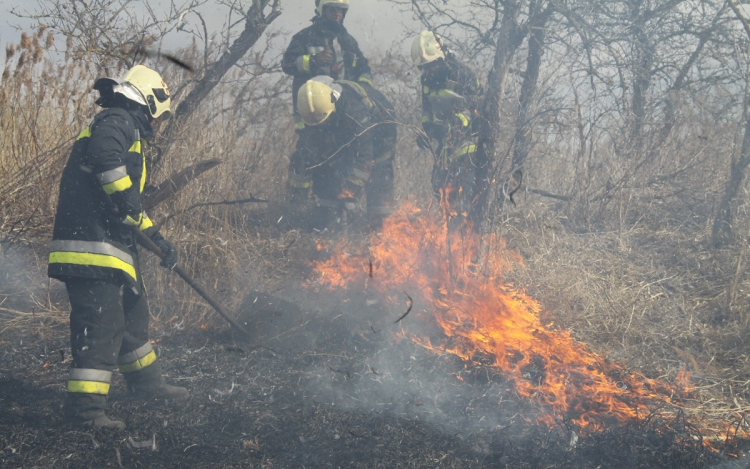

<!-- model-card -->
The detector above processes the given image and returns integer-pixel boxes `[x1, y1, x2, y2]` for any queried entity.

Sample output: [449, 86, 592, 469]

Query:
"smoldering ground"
[235, 269, 636, 452]
[0, 250, 746, 467]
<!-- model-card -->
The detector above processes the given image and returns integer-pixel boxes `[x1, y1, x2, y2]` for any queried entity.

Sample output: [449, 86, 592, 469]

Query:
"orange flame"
[310, 204, 698, 432]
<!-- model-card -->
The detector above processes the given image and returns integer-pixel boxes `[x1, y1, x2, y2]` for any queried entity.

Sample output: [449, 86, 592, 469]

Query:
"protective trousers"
[287, 126, 322, 204]
[63, 277, 160, 420]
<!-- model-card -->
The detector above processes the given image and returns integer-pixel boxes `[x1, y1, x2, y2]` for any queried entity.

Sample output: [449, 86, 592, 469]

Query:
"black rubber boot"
[63, 393, 125, 430]
[124, 361, 189, 401]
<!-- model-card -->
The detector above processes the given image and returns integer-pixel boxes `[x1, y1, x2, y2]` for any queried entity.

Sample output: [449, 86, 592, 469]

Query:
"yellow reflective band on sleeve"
[358, 76, 373, 86]
[139, 216, 154, 230]
[423, 86, 430, 94]
[303, 55, 311, 72]
[67, 380, 111, 395]
[76, 127, 91, 140]
[421, 115, 432, 124]
[122, 213, 142, 227]
[455, 113, 469, 127]
[295, 121, 306, 130]
[128, 140, 141, 153]
[102, 176, 133, 195]
[49, 251, 137, 281]
[118, 349, 157, 373]
[353, 57, 358, 67]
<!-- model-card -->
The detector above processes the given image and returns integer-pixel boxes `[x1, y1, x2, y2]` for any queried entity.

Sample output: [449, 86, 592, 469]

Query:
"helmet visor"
[153, 87, 170, 102]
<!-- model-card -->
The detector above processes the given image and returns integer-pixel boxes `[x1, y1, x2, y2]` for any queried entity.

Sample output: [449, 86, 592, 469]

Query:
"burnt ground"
[1, 284, 750, 469]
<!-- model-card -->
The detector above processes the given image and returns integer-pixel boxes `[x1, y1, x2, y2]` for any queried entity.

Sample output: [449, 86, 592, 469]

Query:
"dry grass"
[3, 26, 750, 441]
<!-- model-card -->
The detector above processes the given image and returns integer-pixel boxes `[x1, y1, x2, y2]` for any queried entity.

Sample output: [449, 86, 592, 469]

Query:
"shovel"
[134, 229, 252, 336]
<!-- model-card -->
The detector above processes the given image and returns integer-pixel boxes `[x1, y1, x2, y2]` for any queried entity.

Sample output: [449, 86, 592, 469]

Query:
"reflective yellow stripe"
[303, 55, 311, 72]
[455, 113, 469, 127]
[67, 380, 111, 395]
[118, 342, 153, 365]
[96, 166, 128, 185]
[447, 144, 477, 163]
[295, 121, 306, 130]
[76, 127, 91, 140]
[128, 140, 141, 153]
[139, 216, 154, 230]
[49, 251, 137, 281]
[346, 176, 366, 187]
[122, 213, 142, 227]
[436, 89, 459, 97]
[357, 76, 373, 86]
[421, 115, 431, 123]
[51, 240, 133, 264]
[374, 150, 395, 164]
[102, 176, 133, 195]
[423, 85, 430, 94]
[288, 179, 312, 189]
[118, 350, 157, 373]
[140, 148, 147, 193]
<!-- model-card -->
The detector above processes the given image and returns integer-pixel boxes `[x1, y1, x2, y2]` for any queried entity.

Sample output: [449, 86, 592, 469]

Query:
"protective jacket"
[289, 80, 396, 229]
[48, 107, 157, 291]
[419, 54, 483, 166]
[282, 17, 372, 125]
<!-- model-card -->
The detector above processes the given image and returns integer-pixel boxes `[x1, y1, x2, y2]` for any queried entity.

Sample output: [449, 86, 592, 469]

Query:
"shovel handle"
[133, 229, 250, 337]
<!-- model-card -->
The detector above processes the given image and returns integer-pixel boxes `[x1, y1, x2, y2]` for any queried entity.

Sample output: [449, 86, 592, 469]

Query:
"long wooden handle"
[133, 229, 250, 336]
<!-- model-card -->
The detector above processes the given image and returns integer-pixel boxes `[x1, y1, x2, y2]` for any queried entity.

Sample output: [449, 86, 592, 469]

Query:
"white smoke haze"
[0, 242, 57, 323]
[238, 275, 534, 447]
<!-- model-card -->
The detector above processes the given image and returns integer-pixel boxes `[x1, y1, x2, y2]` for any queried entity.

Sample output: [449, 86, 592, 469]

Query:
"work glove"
[313, 49, 334, 66]
[416, 134, 432, 150]
[142, 227, 178, 270]
[154, 237, 178, 270]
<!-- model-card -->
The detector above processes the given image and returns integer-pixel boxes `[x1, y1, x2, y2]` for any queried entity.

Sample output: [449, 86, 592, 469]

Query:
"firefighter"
[294, 76, 396, 231]
[411, 30, 485, 226]
[281, 0, 374, 206]
[48, 65, 188, 430]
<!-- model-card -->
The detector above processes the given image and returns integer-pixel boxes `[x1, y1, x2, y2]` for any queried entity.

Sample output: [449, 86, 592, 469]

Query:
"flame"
[309, 204, 709, 433]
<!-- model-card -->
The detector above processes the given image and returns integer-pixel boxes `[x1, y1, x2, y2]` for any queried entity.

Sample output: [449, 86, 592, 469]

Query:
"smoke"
[0, 242, 53, 320]
[245, 280, 531, 444]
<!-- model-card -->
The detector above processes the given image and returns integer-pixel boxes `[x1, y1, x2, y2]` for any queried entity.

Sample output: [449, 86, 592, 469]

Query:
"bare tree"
[15, 0, 283, 203]
[712, 0, 750, 246]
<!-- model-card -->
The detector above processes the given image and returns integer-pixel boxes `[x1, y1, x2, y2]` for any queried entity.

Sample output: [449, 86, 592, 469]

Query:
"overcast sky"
[0, 0, 421, 64]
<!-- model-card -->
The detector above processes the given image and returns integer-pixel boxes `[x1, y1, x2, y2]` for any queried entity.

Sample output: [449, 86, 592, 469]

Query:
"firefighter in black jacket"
[49, 65, 187, 429]
[282, 0, 374, 205]
[411, 31, 485, 226]
[293, 76, 396, 230]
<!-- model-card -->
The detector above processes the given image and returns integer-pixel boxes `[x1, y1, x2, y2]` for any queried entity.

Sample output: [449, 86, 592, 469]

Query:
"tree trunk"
[475, 1, 525, 222]
[712, 114, 750, 246]
[510, 8, 552, 180]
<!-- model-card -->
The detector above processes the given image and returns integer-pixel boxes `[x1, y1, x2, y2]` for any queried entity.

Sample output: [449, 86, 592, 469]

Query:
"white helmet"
[316, 0, 349, 16]
[94, 64, 172, 119]
[411, 31, 445, 67]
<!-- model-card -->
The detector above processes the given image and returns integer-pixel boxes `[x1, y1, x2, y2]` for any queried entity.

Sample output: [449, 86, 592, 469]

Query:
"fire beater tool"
[134, 229, 251, 336]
